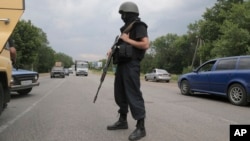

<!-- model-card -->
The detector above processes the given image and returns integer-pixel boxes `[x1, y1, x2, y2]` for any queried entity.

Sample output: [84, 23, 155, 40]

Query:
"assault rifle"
[93, 35, 119, 103]
[93, 21, 136, 103]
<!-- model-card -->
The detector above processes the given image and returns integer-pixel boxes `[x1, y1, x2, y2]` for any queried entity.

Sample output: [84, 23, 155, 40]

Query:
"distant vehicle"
[145, 69, 171, 82]
[11, 68, 40, 95]
[178, 55, 250, 106]
[68, 68, 73, 74]
[50, 67, 65, 78]
[64, 68, 69, 76]
[55, 61, 62, 67]
[75, 60, 88, 76]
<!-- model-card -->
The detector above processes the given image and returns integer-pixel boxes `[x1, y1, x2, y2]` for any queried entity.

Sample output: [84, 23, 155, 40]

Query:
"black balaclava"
[120, 12, 140, 32]
[121, 12, 139, 24]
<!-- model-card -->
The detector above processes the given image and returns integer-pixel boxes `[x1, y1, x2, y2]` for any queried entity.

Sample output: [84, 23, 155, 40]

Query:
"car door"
[148, 69, 156, 80]
[190, 61, 215, 92]
[209, 58, 237, 95]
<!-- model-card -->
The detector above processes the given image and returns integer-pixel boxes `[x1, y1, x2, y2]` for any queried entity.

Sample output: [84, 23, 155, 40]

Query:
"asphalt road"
[0, 71, 249, 141]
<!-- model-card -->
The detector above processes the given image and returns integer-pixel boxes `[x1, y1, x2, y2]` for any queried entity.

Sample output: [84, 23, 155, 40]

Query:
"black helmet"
[119, 1, 139, 15]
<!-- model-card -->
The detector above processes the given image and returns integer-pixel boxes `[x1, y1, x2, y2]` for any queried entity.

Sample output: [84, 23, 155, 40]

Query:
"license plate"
[21, 80, 32, 85]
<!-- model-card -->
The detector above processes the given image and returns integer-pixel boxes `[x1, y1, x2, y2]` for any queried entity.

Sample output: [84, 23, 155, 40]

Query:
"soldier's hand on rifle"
[120, 33, 130, 43]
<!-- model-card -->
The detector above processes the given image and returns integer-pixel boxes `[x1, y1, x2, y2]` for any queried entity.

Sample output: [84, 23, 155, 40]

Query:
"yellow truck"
[0, 0, 25, 115]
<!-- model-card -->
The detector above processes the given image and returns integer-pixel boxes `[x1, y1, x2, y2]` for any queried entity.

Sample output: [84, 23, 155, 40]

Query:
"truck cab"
[0, 0, 25, 115]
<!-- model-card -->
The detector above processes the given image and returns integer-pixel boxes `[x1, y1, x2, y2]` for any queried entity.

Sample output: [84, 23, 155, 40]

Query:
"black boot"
[107, 114, 128, 130]
[128, 119, 146, 141]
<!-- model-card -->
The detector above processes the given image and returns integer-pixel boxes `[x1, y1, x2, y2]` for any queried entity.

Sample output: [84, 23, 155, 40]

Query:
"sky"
[21, 0, 217, 62]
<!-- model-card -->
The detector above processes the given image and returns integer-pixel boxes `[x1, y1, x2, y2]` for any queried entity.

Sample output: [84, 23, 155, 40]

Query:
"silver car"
[145, 69, 171, 82]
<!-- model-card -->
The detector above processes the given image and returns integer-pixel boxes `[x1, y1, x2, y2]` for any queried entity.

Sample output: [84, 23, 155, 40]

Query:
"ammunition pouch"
[113, 43, 133, 64]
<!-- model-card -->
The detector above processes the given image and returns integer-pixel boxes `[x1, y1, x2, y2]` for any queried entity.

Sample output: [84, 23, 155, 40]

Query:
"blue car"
[178, 55, 250, 106]
[11, 68, 40, 95]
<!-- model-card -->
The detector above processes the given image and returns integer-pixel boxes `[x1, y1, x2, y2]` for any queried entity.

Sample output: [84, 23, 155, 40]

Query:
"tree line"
[12, 0, 250, 74]
[141, 0, 250, 74]
[12, 20, 74, 72]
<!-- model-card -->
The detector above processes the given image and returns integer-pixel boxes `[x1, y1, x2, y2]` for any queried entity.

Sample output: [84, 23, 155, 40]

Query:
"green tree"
[37, 46, 56, 72]
[212, 20, 250, 57]
[55, 52, 74, 68]
[199, 0, 250, 60]
[13, 20, 51, 71]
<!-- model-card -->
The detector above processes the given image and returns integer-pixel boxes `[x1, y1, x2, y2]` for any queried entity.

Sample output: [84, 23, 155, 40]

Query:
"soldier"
[107, 1, 149, 141]
[5, 37, 17, 65]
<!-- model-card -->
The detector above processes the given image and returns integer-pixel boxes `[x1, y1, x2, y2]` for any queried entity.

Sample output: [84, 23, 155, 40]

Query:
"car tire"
[228, 84, 248, 106]
[17, 88, 32, 95]
[145, 76, 148, 81]
[154, 77, 158, 82]
[180, 80, 191, 95]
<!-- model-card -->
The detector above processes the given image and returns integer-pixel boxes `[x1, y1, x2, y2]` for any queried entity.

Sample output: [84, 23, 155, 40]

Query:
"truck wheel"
[228, 84, 248, 106]
[17, 88, 32, 95]
[180, 80, 191, 95]
[0, 82, 4, 115]
[154, 77, 158, 82]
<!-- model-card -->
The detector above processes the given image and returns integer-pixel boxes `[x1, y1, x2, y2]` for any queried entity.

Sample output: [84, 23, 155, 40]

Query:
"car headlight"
[11, 76, 14, 83]
[34, 74, 38, 80]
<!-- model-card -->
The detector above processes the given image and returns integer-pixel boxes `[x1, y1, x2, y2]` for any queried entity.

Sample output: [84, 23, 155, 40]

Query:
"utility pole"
[191, 36, 203, 69]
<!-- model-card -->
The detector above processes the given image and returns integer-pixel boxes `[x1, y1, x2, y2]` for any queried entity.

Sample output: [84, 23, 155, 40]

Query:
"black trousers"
[114, 60, 146, 120]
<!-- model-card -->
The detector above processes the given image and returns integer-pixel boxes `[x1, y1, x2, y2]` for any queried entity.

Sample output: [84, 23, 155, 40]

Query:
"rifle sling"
[123, 21, 137, 34]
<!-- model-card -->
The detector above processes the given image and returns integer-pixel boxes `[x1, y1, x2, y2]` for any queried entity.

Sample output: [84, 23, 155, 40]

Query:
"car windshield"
[77, 63, 88, 68]
[157, 69, 167, 73]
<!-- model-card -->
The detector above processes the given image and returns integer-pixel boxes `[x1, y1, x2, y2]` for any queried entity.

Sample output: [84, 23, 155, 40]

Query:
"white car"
[145, 69, 171, 82]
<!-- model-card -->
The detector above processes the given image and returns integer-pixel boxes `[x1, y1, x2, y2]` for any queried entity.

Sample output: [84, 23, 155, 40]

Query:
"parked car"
[50, 66, 65, 78]
[145, 68, 171, 82]
[178, 55, 250, 106]
[11, 68, 40, 95]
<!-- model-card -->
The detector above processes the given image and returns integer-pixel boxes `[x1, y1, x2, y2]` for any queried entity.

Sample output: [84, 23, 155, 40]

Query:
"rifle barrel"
[93, 81, 103, 103]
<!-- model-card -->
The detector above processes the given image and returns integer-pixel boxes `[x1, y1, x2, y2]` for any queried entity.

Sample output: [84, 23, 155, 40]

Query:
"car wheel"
[154, 77, 158, 82]
[145, 76, 148, 81]
[228, 84, 248, 106]
[17, 88, 32, 95]
[180, 80, 191, 95]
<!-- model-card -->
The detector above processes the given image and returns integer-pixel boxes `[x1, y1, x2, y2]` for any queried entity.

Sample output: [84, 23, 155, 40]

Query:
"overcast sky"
[21, 0, 217, 62]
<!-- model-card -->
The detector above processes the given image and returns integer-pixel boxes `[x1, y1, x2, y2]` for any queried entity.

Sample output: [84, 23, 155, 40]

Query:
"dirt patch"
[39, 73, 49, 77]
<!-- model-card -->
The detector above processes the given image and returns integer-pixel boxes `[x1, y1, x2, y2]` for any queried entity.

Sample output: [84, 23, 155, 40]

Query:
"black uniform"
[114, 20, 148, 120]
